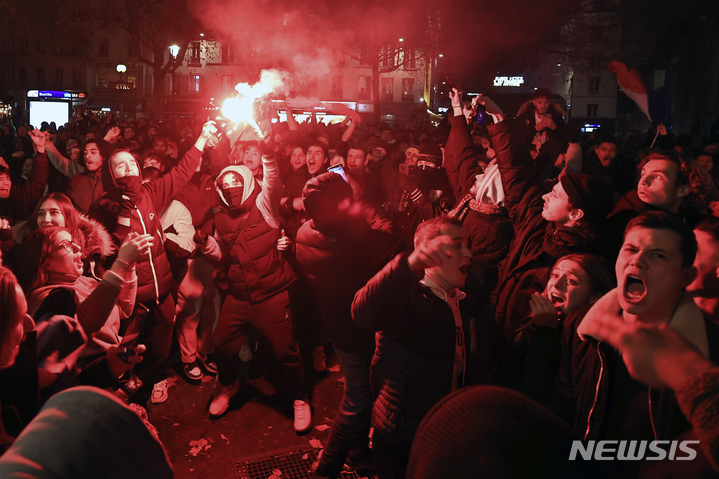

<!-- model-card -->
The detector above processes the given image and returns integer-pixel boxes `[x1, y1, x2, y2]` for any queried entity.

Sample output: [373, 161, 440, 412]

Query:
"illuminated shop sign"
[493, 76, 525, 87]
[27, 90, 86, 100]
[27, 90, 72, 100]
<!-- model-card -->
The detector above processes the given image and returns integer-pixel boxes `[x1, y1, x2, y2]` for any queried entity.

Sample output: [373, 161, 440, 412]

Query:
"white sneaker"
[239, 341, 253, 362]
[312, 346, 326, 373]
[209, 379, 240, 416]
[150, 379, 168, 404]
[293, 399, 312, 433]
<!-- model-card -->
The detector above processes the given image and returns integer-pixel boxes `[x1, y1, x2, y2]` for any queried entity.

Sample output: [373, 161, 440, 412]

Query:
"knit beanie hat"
[302, 171, 353, 229]
[417, 143, 443, 168]
[407, 386, 604, 479]
[405, 147, 420, 156]
[560, 173, 614, 222]
[66, 139, 79, 153]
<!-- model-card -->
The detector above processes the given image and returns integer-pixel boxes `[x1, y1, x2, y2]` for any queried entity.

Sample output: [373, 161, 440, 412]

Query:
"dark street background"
[147, 352, 371, 479]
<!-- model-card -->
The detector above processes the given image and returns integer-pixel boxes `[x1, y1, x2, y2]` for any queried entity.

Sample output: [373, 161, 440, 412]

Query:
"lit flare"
[219, 69, 287, 139]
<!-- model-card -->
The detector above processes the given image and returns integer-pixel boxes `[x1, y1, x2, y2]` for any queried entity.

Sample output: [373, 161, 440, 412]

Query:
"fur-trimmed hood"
[14, 213, 116, 260]
[76, 213, 116, 259]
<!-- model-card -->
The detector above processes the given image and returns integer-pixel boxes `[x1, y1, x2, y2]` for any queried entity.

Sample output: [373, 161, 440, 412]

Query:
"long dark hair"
[20, 226, 68, 293]
[0, 266, 23, 369]
[27, 192, 82, 237]
[552, 253, 615, 296]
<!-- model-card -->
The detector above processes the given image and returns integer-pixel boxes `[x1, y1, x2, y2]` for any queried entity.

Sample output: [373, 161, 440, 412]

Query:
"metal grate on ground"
[233, 448, 363, 479]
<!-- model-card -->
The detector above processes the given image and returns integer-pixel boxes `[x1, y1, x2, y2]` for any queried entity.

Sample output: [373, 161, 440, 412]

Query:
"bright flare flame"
[220, 69, 288, 139]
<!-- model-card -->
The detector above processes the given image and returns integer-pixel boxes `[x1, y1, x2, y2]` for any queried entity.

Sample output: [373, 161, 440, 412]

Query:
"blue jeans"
[313, 346, 374, 479]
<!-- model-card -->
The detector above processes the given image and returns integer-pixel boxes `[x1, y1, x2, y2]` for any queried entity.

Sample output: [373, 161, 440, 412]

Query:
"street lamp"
[116, 64, 127, 121]
[169, 45, 180, 119]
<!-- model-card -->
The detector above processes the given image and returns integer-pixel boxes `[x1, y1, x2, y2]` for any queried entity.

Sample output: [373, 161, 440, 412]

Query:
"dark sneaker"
[184, 360, 203, 381]
[312, 346, 326, 373]
[197, 353, 218, 375]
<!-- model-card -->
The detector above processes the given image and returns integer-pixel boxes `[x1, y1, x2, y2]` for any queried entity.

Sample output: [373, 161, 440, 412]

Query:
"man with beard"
[281, 141, 330, 237]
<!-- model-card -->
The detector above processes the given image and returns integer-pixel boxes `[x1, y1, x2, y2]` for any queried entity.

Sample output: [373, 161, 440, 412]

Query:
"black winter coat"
[444, 113, 513, 270]
[525, 304, 719, 442]
[352, 254, 470, 444]
[295, 201, 399, 353]
[489, 120, 604, 343]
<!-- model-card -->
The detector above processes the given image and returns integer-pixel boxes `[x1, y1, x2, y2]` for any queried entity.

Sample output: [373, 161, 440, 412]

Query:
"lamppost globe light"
[116, 64, 127, 74]
[169, 45, 180, 58]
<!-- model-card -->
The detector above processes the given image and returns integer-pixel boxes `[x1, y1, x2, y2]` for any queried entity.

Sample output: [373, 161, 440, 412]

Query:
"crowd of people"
[2, 85, 719, 479]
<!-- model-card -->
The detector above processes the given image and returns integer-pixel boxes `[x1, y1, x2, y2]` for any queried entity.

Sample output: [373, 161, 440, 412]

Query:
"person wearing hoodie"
[206, 144, 311, 434]
[88, 120, 216, 404]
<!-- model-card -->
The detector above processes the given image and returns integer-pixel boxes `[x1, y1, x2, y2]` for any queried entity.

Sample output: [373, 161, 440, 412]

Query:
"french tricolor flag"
[608, 61, 668, 125]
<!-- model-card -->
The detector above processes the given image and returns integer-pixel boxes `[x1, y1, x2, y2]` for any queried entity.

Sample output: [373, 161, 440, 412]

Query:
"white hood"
[215, 165, 255, 207]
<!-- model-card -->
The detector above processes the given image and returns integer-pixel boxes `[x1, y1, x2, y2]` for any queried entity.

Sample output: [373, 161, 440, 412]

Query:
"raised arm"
[445, 88, 484, 198]
[284, 102, 300, 131]
[351, 253, 418, 332]
[45, 139, 84, 178]
[352, 234, 454, 332]
[12, 129, 49, 211]
[256, 155, 284, 229]
[486, 99, 545, 222]
[341, 113, 360, 143]
[77, 233, 151, 334]
[145, 121, 216, 211]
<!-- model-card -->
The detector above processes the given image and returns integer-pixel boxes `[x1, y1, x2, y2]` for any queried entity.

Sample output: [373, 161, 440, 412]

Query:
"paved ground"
[147, 351, 369, 479]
